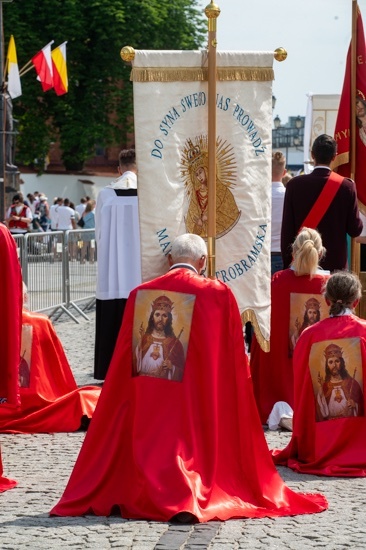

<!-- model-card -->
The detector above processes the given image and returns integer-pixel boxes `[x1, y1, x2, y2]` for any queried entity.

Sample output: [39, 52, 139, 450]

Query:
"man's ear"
[199, 255, 207, 272]
[168, 253, 174, 267]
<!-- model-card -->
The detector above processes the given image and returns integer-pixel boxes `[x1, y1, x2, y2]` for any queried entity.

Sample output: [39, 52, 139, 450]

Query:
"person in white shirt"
[271, 151, 287, 275]
[49, 197, 63, 231]
[56, 198, 76, 230]
[75, 198, 87, 218]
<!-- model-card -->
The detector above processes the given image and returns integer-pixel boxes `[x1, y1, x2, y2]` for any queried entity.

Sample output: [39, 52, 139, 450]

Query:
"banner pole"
[350, 0, 359, 275]
[205, 1, 220, 279]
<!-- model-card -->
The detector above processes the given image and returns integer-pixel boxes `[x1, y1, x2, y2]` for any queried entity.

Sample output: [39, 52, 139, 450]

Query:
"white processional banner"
[132, 50, 274, 349]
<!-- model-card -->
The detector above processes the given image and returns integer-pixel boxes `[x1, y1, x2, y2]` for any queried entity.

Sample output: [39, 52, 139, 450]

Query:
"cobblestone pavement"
[1, 310, 366, 549]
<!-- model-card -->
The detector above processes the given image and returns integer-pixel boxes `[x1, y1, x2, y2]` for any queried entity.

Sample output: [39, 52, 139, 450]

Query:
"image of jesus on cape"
[182, 136, 241, 239]
[133, 293, 192, 382]
[315, 341, 364, 421]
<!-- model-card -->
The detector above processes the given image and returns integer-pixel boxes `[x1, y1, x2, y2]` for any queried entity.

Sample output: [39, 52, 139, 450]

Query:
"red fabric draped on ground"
[273, 314, 366, 476]
[0, 448, 16, 492]
[250, 269, 329, 424]
[0, 310, 100, 433]
[51, 268, 327, 521]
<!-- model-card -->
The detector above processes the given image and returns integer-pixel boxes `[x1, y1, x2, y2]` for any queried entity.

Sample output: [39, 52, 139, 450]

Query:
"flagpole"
[351, 0, 357, 179]
[18, 59, 33, 76]
[205, 1, 220, 279]
[350, 0, 360, 275]
[18, 64, 34, 78]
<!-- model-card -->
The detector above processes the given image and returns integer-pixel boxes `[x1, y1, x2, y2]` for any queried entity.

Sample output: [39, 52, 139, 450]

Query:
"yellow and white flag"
[132, 50, 274, 349]
[6, 35, 22, 99]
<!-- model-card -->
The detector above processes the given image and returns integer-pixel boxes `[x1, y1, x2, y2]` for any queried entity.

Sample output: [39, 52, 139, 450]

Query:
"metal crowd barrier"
[14, 229, 97, 324]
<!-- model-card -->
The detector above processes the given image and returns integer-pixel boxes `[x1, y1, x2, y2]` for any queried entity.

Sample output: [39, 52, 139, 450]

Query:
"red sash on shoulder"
[300, 171, 344, 231]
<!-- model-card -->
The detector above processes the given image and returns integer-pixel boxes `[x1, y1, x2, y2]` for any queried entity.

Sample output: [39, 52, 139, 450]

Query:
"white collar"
[330, 308, 353, 317]
[106, 171, 137, 190]
[169, 263, 198, 274]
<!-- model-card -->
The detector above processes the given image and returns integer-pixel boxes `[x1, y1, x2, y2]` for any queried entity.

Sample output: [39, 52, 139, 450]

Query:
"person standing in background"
[49, 197, 63, 231]
[80, 200, 96, 264]
[94, 149, 141, 380]
[271, 151, 287, 275]
[281, 134, 363, 272]
[5, 193, 32, 235]
[75, 197, 87, 218]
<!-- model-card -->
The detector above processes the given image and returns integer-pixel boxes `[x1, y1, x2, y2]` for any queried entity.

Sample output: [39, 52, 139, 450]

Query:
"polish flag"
[32, 41, 54, 92]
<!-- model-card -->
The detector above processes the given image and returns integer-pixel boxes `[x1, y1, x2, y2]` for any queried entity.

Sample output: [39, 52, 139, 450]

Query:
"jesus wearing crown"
[134, 295, 185, 382]
[316, 342, 364, 421]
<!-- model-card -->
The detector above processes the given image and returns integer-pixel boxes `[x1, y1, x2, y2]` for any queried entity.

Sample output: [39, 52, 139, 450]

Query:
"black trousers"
[94, 298, 127, 380]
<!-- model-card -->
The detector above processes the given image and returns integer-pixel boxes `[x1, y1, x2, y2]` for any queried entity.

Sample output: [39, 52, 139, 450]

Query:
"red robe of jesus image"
[273, 314, 366, 476]
[51, 267, 327, 521]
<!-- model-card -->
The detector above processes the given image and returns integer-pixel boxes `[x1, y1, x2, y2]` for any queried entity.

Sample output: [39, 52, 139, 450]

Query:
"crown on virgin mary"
[185, 138, 205, 171]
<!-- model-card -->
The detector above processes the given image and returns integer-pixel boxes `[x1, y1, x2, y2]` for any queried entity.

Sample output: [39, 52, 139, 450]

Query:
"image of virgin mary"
[182, 137, 241, 239]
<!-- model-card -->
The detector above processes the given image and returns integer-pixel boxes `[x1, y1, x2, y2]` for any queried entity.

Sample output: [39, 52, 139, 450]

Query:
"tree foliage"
[4, 0, 206, 170]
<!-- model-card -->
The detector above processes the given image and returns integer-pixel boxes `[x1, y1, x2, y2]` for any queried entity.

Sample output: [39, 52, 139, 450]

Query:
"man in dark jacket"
[281, 134, 363, 272]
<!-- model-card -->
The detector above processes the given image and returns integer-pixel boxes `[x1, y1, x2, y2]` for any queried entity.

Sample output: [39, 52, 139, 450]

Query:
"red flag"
[333, 6, 366, 208]
[31, 41, 54, 92]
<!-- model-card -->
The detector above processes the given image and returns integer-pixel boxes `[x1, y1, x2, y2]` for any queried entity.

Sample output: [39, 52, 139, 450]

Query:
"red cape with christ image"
[52, 267, 327, 521]
[273, 315, 366, 476]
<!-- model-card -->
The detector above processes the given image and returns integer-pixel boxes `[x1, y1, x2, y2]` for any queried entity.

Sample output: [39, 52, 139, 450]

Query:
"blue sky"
[197, 0, 366, 123]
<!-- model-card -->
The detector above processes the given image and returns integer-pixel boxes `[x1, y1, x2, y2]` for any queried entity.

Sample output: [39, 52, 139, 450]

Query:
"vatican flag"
[132, 50, 274, 349]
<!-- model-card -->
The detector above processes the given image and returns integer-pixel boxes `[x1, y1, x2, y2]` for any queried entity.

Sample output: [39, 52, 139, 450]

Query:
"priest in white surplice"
[94, 149, 142, 380]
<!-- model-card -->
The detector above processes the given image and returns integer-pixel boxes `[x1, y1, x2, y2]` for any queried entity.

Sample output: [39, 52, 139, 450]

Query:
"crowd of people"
[4, 191, 96, 235]
[1, 136, 366, 525]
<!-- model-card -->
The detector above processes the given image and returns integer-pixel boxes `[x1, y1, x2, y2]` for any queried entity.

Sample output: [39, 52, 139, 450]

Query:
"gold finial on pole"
[274, 47, 287, 62]
[205, 1, 220, 279]
[205, 1, 221, 32]
[120, 46, 135, 62]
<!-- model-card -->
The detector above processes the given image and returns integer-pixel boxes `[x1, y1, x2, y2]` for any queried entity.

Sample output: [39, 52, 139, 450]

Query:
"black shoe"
[170, 512, 197, 524]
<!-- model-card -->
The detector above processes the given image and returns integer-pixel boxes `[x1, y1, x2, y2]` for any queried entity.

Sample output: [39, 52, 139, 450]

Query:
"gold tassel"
[131, 66, 274, 83]
[241, 309, 270, 353]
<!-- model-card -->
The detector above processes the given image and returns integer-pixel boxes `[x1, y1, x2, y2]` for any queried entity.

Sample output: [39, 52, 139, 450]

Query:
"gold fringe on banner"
[130, 66, 274, 83]
[331, 151, 349, 171]
[241, 309, 270, 353]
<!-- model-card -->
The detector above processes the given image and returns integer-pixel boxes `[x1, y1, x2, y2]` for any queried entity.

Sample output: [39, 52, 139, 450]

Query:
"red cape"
[250, 269, 330, 423]
[0, 310, 100, 433]
[51, 268, 327, 521]
[273, 314, 366, 476]
[0, 224, 22, 406]
[0, 225, 20, 491]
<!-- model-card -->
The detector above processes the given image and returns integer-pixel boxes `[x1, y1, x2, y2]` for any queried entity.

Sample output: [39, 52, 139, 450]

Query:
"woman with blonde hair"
[250, 227, 330, 425]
